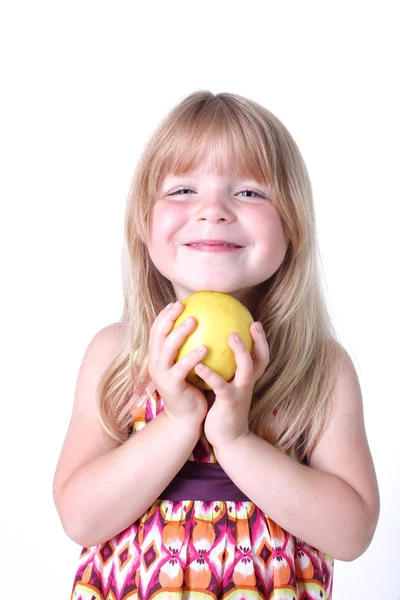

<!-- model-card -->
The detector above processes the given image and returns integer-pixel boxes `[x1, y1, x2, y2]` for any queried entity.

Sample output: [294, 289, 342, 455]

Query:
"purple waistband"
[158, 460, 250, 502]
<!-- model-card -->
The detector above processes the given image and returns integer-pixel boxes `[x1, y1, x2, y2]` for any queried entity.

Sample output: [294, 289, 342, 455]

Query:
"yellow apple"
[172, 291, 254, 390]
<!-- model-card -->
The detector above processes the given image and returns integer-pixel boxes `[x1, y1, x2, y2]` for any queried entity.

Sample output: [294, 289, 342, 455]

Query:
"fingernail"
[197, 345, 206, 353]
[257, 322, 264, 334]
[165, 303, 173, 309]
[174, 301, 181, 308]
[232, 333, 241, 343]
[185, 317, 194, 325]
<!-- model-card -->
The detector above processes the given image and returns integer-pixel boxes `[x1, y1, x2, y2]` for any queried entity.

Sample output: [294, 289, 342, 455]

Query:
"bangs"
[154, 104, 274, 192]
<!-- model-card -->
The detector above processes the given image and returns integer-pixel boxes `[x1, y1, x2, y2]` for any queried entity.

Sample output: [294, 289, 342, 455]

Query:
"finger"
[158, 316, 199, 370]
[171, 344, 208, 382]
[193, 363, 230, 395]
[249, 322, 270, 380]
[149, 301, 184, 356]
[227, 333, 254, 388]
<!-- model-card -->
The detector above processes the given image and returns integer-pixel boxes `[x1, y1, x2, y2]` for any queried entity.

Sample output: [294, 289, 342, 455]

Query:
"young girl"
[53, 91, 379, 599]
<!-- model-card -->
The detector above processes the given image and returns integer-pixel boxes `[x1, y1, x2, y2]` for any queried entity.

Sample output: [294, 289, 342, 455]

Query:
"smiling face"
[147, 161, 289, 310]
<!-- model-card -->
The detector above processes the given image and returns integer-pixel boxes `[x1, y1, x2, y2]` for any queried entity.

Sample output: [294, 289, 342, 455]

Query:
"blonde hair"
[97, 90, 343, 463]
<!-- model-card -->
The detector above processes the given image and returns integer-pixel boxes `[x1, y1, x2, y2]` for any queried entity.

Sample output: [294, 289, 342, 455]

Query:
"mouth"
[184, 240, 243, 253]
[184, 239, 243, 249]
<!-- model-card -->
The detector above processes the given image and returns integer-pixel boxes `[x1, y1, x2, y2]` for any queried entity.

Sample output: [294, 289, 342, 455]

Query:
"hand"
[200, 322, 270, 451]
[148, 301, 208, 427]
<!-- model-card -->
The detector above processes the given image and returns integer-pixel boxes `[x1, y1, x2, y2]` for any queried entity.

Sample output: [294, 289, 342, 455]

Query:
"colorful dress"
[71, 388, 334, 599]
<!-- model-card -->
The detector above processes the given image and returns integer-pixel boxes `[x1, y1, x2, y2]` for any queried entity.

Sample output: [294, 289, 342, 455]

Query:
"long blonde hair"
[97, 90, 343, 463]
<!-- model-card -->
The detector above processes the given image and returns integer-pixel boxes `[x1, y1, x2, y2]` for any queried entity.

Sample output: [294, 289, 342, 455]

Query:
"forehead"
[163, 162, 265, 185]
[159, 150, 268, 187]
[154, 115, 272, 193]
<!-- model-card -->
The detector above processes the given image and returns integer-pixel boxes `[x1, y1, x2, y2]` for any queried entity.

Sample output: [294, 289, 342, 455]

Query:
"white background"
[1, 1, 398, 598]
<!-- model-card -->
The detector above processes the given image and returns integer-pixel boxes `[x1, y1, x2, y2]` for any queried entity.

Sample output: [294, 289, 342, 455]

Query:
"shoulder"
[308, 345, 380, 520]
[87, 321, 128, 355]
[79, 321, 128, 373]
[76, 321, 129, 397]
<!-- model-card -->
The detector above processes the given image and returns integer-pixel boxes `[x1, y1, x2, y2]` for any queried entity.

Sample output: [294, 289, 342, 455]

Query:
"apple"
[173, 291, 254, 390]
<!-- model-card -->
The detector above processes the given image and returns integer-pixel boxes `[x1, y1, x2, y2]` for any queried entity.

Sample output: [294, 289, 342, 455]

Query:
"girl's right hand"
[148, 301, 208, 426]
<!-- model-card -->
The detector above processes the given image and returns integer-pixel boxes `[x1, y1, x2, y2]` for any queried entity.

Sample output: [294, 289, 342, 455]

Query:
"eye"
[237, 189, 268, 200]
[166, 186, 270, 200]
[169, 187, 194, 196]
[238, 190, 259, 198]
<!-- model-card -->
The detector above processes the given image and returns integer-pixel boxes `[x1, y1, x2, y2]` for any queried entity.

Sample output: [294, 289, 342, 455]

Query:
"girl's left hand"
[200, 321, 270, 451]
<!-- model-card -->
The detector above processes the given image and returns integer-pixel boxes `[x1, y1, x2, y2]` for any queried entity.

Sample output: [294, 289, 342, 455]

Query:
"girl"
[53, 91, 380, 599]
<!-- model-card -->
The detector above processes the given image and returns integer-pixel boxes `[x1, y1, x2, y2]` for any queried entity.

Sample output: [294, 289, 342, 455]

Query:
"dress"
[71, 388, 334, 600]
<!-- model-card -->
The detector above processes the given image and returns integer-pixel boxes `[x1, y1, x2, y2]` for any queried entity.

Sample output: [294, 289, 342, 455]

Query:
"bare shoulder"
[53, 321, 128, 503]
[308, 345, 380, 519]
[90, 321, 128, 357]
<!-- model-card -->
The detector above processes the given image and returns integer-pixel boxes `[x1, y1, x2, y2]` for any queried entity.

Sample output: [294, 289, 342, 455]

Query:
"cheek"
[148, 203, 183, 260]
[151, 203, 183, 238]
[255, 211, 289, 264]
[255, 209, 287, 242]
[272, 213, 289, 250]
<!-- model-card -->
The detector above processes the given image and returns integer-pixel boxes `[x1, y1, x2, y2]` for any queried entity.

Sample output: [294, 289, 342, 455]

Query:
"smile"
[184, 239, 243, 252]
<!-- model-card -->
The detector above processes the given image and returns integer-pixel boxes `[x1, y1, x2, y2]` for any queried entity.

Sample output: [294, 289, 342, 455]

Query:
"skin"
[146, 161, 380, 560]
[148, 161, 282, 415]
[53, 160, 379, 558]
[148, 161, 289, 312]
[148, 300, 269, 420]
[52, 162, 281, 548]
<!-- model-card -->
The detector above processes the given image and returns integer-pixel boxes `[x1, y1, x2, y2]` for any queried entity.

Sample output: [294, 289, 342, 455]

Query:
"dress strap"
[158, 460, 250, 502]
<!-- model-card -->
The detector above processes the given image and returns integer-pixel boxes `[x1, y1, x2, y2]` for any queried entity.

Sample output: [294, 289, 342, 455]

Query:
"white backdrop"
[1, 1, 398, 598]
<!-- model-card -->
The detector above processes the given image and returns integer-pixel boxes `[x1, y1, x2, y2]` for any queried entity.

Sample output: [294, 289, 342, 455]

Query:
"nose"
[194, 193, 235, 224]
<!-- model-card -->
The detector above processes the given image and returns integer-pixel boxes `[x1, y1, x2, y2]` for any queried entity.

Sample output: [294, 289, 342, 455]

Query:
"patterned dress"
[71, 388, 334, 599]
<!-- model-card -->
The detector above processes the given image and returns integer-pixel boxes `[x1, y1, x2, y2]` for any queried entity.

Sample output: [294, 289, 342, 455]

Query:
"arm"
[217, 436, 377, 561]
[212, 350, 380, 561]
[56, 414, 201, 548]
[53, 323, 202, 548]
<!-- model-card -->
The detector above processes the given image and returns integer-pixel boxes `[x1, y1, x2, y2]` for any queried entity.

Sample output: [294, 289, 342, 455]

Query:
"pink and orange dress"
[71, 388, 334, 599]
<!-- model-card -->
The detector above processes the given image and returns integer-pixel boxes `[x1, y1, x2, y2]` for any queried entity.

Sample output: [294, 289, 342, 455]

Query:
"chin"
[187, 280, 231, 292]
[187, 282, 245, 295]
